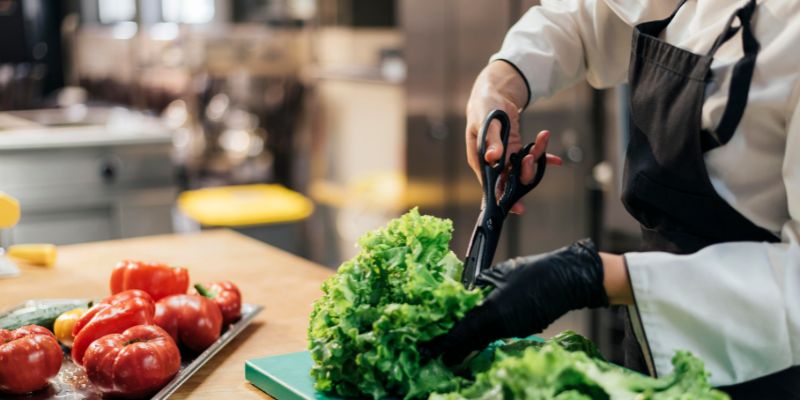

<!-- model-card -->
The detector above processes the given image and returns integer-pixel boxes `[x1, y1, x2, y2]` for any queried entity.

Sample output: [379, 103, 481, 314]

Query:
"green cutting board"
[245, 337, 548, 399]
[246, 351, 338, 400]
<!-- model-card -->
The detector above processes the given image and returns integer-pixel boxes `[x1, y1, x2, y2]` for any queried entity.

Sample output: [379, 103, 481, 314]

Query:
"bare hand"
[466, 61, 563, 213]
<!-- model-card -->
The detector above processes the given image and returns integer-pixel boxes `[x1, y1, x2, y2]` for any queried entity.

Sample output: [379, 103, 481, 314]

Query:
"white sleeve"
[624, 98, 800, 386]
[489, 0, 677, 105]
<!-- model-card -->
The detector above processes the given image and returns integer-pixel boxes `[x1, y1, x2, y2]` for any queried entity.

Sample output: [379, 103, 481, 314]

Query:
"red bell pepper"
[72, 289, 152, 336]
[110, 260, 189, 301]
[0, 325, 63, 394]
[154, 294, 222, 352]
[71, 290, 155, 366]
[193, 281, 242, 325]
[83, 324, 180, 398]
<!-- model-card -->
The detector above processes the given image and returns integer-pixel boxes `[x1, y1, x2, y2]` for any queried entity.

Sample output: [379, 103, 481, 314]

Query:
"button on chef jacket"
[491, 0, 800, 387]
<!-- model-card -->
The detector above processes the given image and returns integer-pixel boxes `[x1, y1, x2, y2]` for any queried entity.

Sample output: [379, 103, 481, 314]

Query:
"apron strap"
[702, 0, 760, 150]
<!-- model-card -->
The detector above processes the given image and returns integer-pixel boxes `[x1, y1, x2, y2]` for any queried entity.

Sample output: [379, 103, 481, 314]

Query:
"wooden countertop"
[0, 230, 334, 399]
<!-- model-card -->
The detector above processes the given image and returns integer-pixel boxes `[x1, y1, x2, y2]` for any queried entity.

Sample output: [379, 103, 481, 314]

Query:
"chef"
[427, 0, 800, 398]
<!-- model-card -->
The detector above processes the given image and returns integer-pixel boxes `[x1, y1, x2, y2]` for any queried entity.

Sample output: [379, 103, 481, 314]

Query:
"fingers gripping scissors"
[461, 109, 547, 289]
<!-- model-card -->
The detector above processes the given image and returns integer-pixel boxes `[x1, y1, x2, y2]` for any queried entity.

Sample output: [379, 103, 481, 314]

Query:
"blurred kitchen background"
[0, 0, 641, 362]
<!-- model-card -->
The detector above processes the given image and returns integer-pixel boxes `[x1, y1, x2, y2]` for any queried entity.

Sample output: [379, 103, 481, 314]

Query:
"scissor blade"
[462, 229, 486, 289]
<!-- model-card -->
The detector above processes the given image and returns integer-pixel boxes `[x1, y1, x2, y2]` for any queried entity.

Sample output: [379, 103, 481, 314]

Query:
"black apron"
[620, 0, 800, 398]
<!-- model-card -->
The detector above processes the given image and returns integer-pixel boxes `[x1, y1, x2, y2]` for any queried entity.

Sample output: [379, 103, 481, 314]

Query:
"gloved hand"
[426, 238, 609, 365]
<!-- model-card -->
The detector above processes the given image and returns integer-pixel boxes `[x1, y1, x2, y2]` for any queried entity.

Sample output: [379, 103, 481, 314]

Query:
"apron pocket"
[625, 173, 722, 242]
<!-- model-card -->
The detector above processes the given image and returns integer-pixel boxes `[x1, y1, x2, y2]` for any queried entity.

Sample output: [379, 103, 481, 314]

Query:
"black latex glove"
[426, 238, 609, 365]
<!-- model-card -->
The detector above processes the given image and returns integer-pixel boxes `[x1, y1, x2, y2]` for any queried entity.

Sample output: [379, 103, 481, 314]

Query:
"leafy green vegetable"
[547, 330, 605, 360]
[466, 331, 604, 376]
[432, 338, 729, 400]
[308, 208, 483, 399]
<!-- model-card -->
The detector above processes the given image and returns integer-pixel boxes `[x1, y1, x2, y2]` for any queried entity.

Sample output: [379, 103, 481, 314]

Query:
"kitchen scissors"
[461, 109, 547, 289]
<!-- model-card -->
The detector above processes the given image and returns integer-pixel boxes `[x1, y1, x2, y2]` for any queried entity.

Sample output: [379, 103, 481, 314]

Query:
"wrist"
[569, 239, 609, 309]
[600, 252, 633, 305]
[481, 60, 530, 110]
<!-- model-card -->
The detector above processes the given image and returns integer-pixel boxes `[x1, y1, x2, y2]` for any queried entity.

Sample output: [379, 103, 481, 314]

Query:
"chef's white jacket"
[491, 0, 800, 386]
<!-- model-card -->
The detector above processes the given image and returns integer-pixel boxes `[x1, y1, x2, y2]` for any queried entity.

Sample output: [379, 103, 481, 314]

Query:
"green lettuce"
[465, 331, 604, 376]
[308, 208, 483, 399]
[433, 335, 729, 400]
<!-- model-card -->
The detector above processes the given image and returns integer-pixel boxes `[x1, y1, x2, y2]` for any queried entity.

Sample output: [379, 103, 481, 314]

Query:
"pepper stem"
[194, 283, 215, 299]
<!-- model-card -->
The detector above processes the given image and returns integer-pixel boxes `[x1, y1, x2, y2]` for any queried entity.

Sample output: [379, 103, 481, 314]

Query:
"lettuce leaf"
[432, 335, 730, 400]
[308, 208, 483, 399]
[465, 330, 603, 376]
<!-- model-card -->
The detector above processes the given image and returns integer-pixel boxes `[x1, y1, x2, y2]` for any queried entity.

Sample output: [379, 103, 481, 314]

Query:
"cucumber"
[0, 299, 91, 331]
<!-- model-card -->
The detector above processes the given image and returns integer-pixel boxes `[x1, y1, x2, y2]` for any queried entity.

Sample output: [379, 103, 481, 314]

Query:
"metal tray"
[2, 299, 263, 399]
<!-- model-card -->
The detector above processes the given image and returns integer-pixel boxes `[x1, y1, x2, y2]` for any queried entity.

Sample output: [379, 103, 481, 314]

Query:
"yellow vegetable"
[7, 244, 57, 267]
[53, 308, 87, 347]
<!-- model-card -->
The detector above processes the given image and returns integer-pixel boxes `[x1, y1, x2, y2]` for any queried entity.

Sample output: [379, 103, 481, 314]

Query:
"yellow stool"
[177, 184, 314, 255]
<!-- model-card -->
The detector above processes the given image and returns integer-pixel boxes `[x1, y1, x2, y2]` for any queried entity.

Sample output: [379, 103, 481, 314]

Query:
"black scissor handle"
[479, 110, 548, 214]
[478, 109, 512, 207]
[500, 142, 547, 211]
